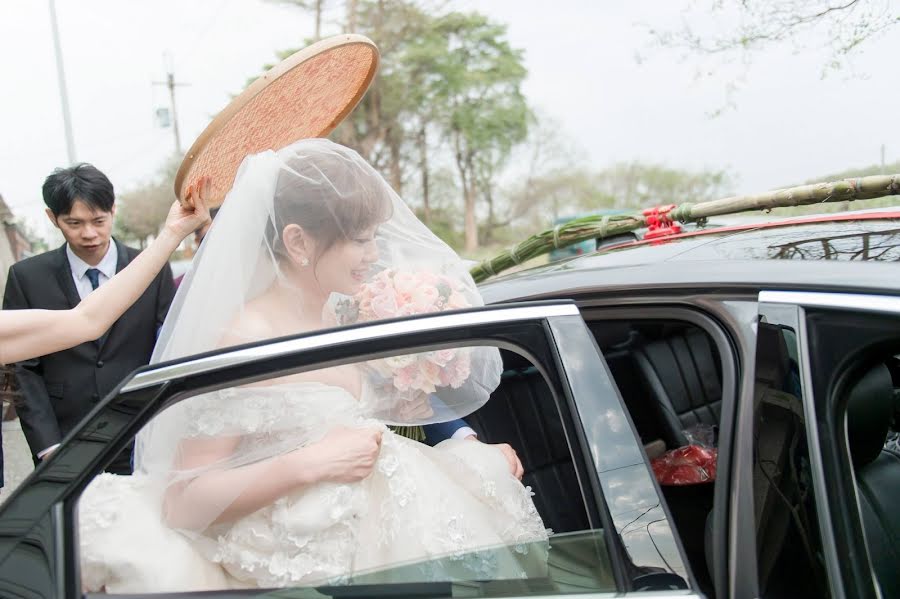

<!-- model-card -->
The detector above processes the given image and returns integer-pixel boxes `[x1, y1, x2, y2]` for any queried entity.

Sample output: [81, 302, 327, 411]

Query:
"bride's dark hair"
[266, 151, 393, 263]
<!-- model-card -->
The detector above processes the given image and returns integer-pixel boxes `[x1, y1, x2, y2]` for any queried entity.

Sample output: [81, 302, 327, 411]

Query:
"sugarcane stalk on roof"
[470, 173, 900, 283]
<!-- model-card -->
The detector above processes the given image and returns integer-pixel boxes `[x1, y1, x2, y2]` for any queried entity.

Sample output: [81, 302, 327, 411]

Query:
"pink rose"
[370, 292, 399, 319]
[394, 367, 414, 391]
[411, 286, 440, 312]
[421, 360, 442, 389]
[392, 271, 418, 295]
[429, 349, 457, 367]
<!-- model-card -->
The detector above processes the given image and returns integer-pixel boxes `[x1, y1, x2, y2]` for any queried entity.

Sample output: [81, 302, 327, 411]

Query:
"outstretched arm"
[0, 180, 211, 366]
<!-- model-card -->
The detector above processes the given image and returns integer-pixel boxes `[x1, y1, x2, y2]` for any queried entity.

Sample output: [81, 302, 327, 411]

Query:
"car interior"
[842, 354, 900, 598]
[468, 311, 900, 599]
[467, 317, 724, 596]
[751, 330, 900, 598]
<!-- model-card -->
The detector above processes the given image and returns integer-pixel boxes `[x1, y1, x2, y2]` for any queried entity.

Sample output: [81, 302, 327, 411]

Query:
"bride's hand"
[495, 443, 525, 480]
[465, 436, 524, 480]
[306, 426, 384, 483]
[398, 395, 434, 421]
[164, 176, 212, 240]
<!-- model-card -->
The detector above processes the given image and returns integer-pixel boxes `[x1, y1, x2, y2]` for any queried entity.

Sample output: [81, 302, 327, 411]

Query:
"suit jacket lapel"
[55, 244, 81, 310]
[96, 239, 131, 352]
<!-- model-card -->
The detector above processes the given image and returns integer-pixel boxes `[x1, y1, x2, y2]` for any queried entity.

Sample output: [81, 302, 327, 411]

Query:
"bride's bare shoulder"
[218, 296, 280, 349]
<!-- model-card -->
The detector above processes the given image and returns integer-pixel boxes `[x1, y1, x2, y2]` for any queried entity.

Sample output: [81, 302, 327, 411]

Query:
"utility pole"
[314, 0, 323, 40]
[881, 144, 886, 175]
[153, 55, 189, 155]
[49, 0, 76, 164]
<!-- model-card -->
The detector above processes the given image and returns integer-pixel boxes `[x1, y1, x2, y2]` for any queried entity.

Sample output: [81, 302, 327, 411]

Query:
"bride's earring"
[300, 257, 310, 267]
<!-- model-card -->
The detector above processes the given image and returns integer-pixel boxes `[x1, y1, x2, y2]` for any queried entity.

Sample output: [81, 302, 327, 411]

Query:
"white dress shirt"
[451, 427, 477, 440]
[66, 239, 118, 301]
[39, 241, 119, 459]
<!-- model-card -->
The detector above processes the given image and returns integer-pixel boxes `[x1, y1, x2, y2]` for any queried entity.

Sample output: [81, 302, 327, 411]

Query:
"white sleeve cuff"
[37, 444, 60, 459]
[451, 427, 477, 441]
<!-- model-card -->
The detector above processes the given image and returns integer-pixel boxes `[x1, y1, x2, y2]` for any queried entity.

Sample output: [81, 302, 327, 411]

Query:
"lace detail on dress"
[182, 384, 363, 439]
[81, 383, 549, 591]
[79, 474, 124, 592]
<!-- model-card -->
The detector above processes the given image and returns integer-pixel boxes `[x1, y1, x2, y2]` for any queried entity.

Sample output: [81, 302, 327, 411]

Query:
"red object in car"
[651, 444, 718, 485]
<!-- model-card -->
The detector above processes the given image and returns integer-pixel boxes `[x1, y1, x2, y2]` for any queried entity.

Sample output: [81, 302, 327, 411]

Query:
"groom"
[3, 164, 175, 475]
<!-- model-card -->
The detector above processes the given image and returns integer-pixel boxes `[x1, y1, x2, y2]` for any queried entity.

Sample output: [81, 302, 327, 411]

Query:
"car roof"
[480, 209, 900, 303]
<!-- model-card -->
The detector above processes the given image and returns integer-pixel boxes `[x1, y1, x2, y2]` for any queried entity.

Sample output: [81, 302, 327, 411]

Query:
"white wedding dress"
[78, 382, 549, 593]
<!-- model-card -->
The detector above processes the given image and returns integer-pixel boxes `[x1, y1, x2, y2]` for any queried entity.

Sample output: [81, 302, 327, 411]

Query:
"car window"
[76, 342, 618, 596]
[751, 314, 829, 598]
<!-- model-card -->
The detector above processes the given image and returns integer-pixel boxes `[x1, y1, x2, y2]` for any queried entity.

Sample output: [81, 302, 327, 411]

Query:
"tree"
[502, 114, 589, 223]
[255, 1, 452, 214]
[393, 19, 452, 225]
[593, 162, 733, 209]
[649, 0, 898, 75]
[267, 0, 329, 40]
[297, 0, 437, 194]
[115, 156, 181, 248]
[253, 3, 532, 251]
[504, 161, 733, 231]
[426, 12, 530, 251]
[509, 168, 614, 223]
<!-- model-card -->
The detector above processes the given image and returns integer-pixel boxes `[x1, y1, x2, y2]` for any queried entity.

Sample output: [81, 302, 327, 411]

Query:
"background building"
[0, 193, 34, 291]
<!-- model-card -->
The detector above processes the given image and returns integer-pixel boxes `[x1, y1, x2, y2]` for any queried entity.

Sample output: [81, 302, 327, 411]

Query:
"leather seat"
[845, 363, 899, 598]
[627, 328, 722, 596]
[632, 328, 722, 449]
[467, 359, 589, 534]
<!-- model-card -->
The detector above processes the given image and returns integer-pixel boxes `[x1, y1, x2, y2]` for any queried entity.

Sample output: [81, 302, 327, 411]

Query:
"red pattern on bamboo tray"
[175, 35, 378, 206]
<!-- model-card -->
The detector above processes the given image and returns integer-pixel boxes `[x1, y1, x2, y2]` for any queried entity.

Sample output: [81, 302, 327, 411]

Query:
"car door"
[0, 301, 694, 598]
[739, 290, 900, 599]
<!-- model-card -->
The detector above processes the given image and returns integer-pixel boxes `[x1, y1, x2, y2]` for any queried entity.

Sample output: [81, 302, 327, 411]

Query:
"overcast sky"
[1, 0, 897, 240]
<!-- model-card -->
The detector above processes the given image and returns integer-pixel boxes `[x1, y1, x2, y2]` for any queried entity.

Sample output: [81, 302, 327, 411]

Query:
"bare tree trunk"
[464, 180, 477, 252]
[418, 124, 431, 225]
[486, 184, 496, 243]
[454, 133, 478, 252]
[388, 131, 402, 193]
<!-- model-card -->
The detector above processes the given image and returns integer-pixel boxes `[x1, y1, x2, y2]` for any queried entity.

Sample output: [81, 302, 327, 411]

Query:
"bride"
[78, 138, 549, 592]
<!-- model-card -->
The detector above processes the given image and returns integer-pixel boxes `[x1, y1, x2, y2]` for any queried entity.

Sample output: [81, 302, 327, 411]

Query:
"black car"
[0, 209, 898, 599]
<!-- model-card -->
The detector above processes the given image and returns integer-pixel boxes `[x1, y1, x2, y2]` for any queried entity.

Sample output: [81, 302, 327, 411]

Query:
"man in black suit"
[2, 164, 175, 478]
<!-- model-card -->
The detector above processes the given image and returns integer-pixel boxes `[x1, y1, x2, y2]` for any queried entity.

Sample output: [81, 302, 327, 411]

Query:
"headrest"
[500, 348, 535, 373]
[846, 363, 894, 469]
[588, 321, 637, 350]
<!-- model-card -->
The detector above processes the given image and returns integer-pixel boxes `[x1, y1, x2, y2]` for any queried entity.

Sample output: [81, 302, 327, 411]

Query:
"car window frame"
[548, 315, 694, 593]
[0, 300, 687, 598]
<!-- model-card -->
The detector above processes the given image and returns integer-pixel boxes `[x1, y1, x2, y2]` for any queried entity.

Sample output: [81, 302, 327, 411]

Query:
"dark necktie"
[85, 268, 101, 291]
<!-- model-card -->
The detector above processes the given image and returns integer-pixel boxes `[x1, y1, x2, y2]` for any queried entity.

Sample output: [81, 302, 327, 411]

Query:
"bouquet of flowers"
[334, 269, 473, 439]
